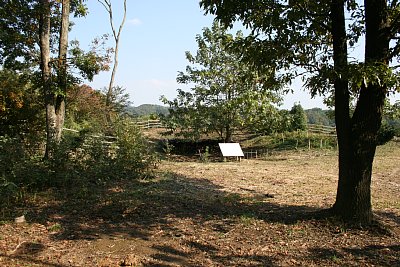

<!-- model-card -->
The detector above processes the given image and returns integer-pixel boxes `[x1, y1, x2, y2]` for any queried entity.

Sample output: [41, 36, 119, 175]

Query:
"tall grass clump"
[0, 117, 158, 218]
[111, 117, 158, 177]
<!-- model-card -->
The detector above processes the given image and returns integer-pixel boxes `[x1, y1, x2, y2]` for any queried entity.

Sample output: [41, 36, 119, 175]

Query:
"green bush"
[242, 131, 338, 152]
[0, 118, 158, 214]
[49, 118, 158, 183]
[200, 146, 210, 163]
[377, 123, 396, 146]
[0, 136, 43, 187]
[0, 136, 48, 217]
[112, 118, 158, 177]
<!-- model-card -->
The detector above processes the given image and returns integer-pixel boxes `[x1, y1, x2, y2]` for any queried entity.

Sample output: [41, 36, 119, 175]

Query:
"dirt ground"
[0, 142, 399, 266]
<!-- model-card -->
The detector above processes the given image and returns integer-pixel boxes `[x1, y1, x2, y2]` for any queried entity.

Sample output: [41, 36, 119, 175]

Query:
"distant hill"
[305, 108, 335, 126]
[125, 104, 169, 117]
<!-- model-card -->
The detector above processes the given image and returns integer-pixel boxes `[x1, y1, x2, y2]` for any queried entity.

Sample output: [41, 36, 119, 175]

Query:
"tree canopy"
[200, 0, 400, 223]
[0, 0, 112, 157]
[162, 22, 282, 142]
[200, 0, 400, 98]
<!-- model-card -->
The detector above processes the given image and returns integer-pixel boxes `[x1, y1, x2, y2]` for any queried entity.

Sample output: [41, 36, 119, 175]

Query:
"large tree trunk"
[331, 0, 389, 223]
[55, 0, 70, 136]
[39, 0, 54, 158]
[41, 0, 70, 158]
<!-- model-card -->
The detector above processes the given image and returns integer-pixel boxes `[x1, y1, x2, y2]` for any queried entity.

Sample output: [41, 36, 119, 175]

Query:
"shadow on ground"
[4, 169, 398, 266]
[30, 171, 321, 239]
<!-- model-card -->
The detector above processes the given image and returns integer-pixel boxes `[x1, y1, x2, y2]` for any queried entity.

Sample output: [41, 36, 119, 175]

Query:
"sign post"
[218, 143, 244, 161]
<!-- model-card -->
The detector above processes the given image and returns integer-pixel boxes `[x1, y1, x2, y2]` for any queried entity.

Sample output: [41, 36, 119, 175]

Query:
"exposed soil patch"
[0, 142, 399, 266]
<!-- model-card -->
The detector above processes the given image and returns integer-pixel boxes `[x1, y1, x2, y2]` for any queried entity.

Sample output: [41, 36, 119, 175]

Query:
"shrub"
[377, 122, 395, 145]
[0, 117, 158, 216]
[111, 118, 158, 177]
[50, 118, 158, 182]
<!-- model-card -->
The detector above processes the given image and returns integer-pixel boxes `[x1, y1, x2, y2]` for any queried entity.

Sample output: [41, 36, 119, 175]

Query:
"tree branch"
[389, 41, 400, 59]
[296, 3, 332, 32]
[389, 1, 400, 38]
[116, 0, 127, 40]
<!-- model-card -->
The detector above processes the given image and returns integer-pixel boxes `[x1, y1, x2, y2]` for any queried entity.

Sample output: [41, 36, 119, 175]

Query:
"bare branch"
[116, 0, 127, 40]
[97, 0, 127, 122]
[98, 0, 118, 42]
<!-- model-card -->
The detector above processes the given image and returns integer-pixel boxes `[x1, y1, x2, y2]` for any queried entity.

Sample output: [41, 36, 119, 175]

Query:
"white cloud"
[127, 18, 142, 26]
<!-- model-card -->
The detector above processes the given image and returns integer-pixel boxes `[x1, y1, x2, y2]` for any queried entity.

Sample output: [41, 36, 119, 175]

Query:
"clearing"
[0, 141, 399, 266]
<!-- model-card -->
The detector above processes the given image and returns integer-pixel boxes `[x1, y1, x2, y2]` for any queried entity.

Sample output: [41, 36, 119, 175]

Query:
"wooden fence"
[135, 119, 163, 129]
[134, 119, 338, 134]
[307, 124, 336, 136]
[63, 128, 117, 148]
[65, 121, 337, 138]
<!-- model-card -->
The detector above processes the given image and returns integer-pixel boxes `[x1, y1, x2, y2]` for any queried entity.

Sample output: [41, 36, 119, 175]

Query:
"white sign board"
[218, 143, 244, 157]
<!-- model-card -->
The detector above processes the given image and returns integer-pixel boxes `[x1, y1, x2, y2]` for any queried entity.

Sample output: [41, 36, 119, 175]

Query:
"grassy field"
[0, 140, 399, 266]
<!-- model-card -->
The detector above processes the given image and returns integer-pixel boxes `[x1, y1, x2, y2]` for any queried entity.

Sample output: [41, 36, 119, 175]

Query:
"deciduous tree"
[0, 70, 44, 138]
[200, 0, 400, 223]
[65, 84, 108, 131]
[1, 0, 111, 157]
[289, 103, 307, 131]
[41, 0, 70, 158]
[98, 0, 127, 124]
[162, 22, 282, 142]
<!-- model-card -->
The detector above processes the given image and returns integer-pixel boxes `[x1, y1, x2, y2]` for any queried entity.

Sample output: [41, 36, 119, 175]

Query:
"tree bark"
[331, 0, 389, 223]
[98, 0, 127, 124]
[225, 124, 233, 143]
[39, 0, 54, 158]
[56, 0, 70, 139]
[42, 0, 70, 158]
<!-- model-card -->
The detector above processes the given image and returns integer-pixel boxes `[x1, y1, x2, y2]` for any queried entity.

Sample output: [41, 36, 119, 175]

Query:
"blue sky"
[69, 1, 331, 109]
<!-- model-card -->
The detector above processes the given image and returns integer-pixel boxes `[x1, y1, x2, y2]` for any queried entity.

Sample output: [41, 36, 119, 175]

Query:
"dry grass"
[0, 141, 399, 266]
